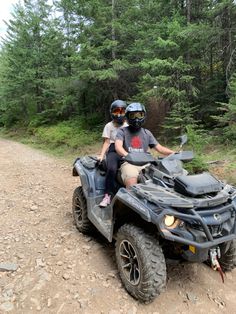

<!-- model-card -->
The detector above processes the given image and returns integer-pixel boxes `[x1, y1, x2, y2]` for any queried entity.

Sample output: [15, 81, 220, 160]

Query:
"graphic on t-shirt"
[131, 136, 142, 148]
[128, 136, 144, 152]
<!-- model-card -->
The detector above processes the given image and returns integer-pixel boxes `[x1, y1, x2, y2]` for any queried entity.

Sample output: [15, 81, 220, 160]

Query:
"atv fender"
[73, 160, 90, 197]
[114, 188, 152, 222]
[72, 158, 80, 176]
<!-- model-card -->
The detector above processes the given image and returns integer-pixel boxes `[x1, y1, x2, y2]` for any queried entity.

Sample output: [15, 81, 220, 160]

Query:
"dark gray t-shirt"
[116, 127, 158, 153]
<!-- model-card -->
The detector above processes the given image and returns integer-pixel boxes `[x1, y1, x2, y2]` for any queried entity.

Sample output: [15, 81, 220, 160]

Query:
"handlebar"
[164, 151, 194, 161]
[124, 152, 156, 166]
[125, 151, 194, 166]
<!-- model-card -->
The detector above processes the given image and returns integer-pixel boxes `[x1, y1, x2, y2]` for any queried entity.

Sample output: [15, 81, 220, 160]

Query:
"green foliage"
[79, 113, 104, 130]
[184, 156, 209, 174]
[29, 109, 61, 127]
[185, 125, 210, 154]
[0, 0, 73, 127]
[212, 73, 236, 142]
[30, 118, 101, 149]
[163, 102, 198, 138]
[183, 125, 209, 174]
[0, 0, 236, 146]
[0, 101, 25, 128]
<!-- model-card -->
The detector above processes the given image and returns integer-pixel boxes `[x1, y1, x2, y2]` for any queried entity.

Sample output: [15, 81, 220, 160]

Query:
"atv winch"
[209, 247, 225, 283]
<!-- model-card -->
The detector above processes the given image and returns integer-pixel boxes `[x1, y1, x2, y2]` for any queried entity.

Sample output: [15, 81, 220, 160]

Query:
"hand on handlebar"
[97, 155, 104, 162]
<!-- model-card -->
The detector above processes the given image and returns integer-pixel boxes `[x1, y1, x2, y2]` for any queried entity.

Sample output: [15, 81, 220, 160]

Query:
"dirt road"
[0, 138, 235, 314]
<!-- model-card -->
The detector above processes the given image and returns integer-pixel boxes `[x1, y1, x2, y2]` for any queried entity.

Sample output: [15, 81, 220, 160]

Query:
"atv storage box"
[174, 172, 222, 196]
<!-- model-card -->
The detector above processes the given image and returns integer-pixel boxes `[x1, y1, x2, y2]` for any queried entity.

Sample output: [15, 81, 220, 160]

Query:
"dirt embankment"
[0, 138, 235, 314]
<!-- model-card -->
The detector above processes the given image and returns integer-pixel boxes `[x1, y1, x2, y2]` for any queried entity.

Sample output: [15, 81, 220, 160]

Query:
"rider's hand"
[98, 155, 104, 162]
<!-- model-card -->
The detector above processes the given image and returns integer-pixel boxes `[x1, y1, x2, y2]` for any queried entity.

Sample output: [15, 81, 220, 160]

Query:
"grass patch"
[32, 119, 101, 148]
[0, 119, 103, 162]
[202, 144, 236, 185]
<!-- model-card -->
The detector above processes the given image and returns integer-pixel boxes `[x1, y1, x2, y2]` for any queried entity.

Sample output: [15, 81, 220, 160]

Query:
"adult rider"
[115, 102, 174, 189]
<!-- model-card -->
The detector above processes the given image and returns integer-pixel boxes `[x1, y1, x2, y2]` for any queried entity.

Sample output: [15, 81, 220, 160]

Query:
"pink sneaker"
[99, 194, 111, 207]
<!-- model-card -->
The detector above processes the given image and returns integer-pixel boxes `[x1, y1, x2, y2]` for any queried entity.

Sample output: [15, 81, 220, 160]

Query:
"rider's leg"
[125, 177, 138, 189]
[100, 152, 120, 207]
[105, 151, 120, 194]
[121, 162, 142, 189]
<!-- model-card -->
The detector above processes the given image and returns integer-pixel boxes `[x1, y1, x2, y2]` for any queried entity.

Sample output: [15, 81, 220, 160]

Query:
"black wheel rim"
[74, 195, 82, 223]
[119, 240, 140, 285]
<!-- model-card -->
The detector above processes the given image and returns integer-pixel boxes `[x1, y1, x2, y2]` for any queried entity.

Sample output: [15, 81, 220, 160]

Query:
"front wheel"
[219, 240, 236, 272]
[115, 224, 166, 303]
[72, 186, 93, 234]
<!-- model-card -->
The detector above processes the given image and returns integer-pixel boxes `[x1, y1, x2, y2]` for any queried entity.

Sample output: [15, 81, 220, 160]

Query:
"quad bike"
[72, 136, 236, 303]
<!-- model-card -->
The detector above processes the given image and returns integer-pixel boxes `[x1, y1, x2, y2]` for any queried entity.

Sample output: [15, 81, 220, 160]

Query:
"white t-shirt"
[102, 121, 128, 143]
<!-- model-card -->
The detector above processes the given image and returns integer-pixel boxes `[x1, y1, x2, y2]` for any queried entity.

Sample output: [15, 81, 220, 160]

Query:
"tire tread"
[72, 186, 93, 234]
[115, 223, 166, 303]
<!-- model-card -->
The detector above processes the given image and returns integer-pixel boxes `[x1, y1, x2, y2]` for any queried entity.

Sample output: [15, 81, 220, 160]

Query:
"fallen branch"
[207, 160, 226, 165]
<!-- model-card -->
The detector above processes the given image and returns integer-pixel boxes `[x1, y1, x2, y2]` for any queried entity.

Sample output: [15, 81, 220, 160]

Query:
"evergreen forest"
[0, 0, 236, 147]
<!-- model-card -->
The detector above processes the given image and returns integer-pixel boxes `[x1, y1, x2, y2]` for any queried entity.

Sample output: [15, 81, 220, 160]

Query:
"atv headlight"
[164, 215, 180, 229]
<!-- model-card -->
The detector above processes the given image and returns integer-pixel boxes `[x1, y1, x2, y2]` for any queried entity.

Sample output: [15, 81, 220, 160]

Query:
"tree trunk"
[186, 0, 191, 23]
[111, 0, 116, 60]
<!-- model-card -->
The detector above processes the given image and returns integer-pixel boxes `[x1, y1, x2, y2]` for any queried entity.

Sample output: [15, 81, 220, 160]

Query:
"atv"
[72, 136, 236, 303]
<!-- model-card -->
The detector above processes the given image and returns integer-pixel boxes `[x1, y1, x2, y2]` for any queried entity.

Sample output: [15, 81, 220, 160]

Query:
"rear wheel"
[72, 186, 93, 234]
[115, 224, 166, 303]
[219, 240, 236, 272]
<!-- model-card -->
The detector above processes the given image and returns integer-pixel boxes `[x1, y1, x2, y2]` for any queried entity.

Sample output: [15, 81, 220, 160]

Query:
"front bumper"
[154, 203, 236, 249]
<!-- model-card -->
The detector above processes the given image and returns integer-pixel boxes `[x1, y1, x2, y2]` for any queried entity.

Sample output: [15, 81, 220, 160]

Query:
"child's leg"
[105, 152, 120, 195]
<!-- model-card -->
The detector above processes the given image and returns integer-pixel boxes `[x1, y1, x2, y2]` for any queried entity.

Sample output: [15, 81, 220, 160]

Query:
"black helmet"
[125, 102, 146, 129]
[110, 100, 127, 125]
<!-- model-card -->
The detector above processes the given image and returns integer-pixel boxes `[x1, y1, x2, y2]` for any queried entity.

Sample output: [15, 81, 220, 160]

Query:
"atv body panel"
[73, 152, 236, 262]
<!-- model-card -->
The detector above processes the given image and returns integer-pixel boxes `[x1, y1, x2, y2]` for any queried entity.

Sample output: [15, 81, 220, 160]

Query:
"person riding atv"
[115, 102, 174, 188]
[72, 105, 236, 303]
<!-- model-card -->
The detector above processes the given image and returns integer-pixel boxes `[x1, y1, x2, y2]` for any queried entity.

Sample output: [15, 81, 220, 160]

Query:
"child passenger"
[99, 100, 128, 207]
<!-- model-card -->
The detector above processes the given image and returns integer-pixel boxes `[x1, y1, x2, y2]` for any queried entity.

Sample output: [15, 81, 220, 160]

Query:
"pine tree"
[0, 0, 67, 126]
[0, 0, 236, 138]
[214, 72, 236, 141]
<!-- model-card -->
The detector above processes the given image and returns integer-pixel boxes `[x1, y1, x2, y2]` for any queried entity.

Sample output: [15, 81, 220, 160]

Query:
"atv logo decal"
[213, 213, 221, 222]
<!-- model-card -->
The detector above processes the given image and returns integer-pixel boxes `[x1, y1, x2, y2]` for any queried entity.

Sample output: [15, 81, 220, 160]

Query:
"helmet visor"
[128, 111, 145, 119]
[112, 107, 126, 116]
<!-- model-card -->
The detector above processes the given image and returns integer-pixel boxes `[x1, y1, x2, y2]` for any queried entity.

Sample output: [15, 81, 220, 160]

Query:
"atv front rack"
[117, 184, 236, 250]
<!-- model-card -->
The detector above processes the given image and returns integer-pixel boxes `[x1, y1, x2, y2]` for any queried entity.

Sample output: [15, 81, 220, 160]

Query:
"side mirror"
[179, 134, 188, 148]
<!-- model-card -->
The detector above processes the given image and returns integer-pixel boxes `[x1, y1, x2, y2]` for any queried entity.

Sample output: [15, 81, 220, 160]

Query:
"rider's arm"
[155, 143, 174, 155]
[115, 139, 128, 157]
[99, 138, 110, 160]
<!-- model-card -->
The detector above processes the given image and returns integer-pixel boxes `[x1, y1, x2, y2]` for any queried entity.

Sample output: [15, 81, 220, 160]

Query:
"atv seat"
[174, 172, 222, 197]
